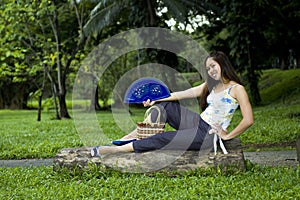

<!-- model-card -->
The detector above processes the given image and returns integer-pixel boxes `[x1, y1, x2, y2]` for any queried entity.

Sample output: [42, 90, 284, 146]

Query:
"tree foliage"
[77, 0, 217, 109]
[196, 0, 300, 105]
[0, 1, 42, 109]
[1, 0, 299, 110]
[0, 0, 94, 118]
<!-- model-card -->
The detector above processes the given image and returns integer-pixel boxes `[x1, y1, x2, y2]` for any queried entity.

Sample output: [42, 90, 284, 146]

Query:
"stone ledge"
[53, 138, 245, 173]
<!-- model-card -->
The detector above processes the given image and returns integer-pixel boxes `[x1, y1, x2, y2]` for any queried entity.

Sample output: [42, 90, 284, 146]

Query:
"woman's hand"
[142, 99, 156, 107]
[209, 124, 229, 140]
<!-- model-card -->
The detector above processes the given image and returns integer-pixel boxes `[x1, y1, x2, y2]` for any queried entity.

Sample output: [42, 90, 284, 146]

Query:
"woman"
[91, 51, 254, 156]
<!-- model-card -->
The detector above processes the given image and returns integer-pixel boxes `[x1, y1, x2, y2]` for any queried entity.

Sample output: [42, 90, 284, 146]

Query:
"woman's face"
[205, 57, 222, 81]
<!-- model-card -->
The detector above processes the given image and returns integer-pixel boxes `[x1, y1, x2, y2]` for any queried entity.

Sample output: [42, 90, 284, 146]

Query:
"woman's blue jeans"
[132, 101, 213, 153]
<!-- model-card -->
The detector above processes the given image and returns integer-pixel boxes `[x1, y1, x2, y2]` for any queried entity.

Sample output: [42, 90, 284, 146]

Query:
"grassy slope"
[236, 69, 300, 149]
[259, 68, 300, 105]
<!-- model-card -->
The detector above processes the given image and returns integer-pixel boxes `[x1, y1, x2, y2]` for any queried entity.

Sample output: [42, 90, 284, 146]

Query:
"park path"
[0, 158, 53, 168]
[0, 150, 298, 168]
[244, 150, 298, 167]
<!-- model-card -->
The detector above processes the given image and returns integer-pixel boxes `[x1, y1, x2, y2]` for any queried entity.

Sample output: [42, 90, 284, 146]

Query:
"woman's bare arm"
[218, 85, 254, 140]
[143, 82, 206, 106]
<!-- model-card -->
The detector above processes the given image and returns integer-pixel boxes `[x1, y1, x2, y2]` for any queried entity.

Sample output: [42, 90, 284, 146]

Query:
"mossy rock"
[53, 138, 245, 174]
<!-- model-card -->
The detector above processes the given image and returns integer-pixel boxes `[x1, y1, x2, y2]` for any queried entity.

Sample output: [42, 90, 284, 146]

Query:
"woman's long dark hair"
[200, 51, 242, 110]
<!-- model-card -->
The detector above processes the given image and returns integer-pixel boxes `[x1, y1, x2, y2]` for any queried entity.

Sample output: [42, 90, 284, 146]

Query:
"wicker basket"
[136, 105, 165, 139]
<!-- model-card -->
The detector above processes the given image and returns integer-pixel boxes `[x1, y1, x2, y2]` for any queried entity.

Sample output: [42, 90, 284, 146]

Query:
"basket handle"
[144, 105, 161, 126]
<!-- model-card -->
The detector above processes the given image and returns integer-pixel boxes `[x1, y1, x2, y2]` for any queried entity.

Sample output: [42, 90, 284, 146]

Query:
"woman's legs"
[96, 143, 134, 154]
[119, 101, 201, 141]
[152, 101, 201, 130]
[132, 116, 210, 153]
[131, 102, 211, 153]
[93, 101, 211, 156]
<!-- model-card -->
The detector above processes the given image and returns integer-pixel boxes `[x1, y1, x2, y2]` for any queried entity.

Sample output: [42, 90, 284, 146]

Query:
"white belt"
[213, 134, 228, 155]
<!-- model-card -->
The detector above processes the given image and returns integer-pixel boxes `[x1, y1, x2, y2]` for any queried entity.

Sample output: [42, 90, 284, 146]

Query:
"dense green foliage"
[1, 0, 299, 111]
[198, 0, 300, 104]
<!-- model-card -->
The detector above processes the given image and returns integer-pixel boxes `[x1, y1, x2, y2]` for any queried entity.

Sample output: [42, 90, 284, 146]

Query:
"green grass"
[1, 69, 300, 159]
[259, 68, 300, 105]
[0, 108, 147, 159]
[0, 110, 82, 159]
[0, 103, 299, 159]
[0, 165, 299, 200]
[0, 69, 300, 199]
[232, 104, 300, 148]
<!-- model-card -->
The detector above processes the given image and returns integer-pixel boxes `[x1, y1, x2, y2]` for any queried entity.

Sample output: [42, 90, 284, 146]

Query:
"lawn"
[0, 69, 300, 199]
[0, 165, 299, 199]
[1, 103, 299, 159]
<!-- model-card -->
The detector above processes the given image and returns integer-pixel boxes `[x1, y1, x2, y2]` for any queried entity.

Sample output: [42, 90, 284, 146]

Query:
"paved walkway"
[0, 150, 298, 168]
[0, 158, 54, 168]
[244, 150, 298, 167]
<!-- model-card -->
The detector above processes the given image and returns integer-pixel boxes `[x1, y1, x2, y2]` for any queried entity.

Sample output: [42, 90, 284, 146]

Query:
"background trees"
[198, 0, 300, 104]
[0, 0, 299, 114]
[80, 0, 217, 109]
[0, 0, 95, 119]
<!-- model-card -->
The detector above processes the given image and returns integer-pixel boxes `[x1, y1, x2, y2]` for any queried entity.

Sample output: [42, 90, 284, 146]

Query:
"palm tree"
[79, 0, 215, 36]
[75, 0, 216, 110]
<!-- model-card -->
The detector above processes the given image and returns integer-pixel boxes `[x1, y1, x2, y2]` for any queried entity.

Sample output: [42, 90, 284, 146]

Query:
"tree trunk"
[89, 83, 101, 111]
[280, 56, 287, 70]
[46, 69, 60, 120]
[37, 94, 43, 121]
[48, 5, 71, 119]
[296, 56, 300, 68]
[57, 62, 71, 119]
[247, 44, 261, 105]
[58, 85, 70, 119]
[59, 95, 70, 118]
[146, 0, 157, 26]
[47, 1, 87, 119]
[37, 70, 47, 121]
[94, 85, 101, 110]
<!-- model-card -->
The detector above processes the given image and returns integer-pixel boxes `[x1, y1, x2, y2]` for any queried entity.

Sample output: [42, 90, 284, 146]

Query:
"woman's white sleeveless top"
[200, 84, 239, 130]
